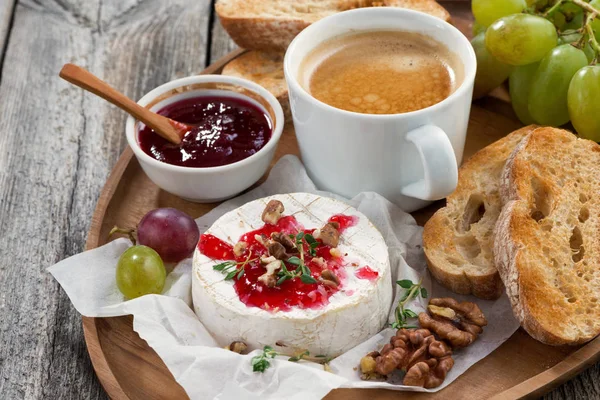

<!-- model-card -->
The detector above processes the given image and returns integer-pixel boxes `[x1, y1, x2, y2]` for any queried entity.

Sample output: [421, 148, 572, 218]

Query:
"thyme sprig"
[213, 253, 257, 280]
[212, 231, 321, 285]
[391, 278, 428, 329]
[251, 346, 278, 372]
[251, 346, 328, 372]
[276, 232, 319, 286]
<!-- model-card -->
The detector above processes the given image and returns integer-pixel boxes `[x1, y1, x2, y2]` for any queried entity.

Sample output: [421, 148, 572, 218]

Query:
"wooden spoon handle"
[59, 63, 183, 145]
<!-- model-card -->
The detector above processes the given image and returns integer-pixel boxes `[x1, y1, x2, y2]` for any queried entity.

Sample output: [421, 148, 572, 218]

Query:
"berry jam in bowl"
[125, 75, 284, 202]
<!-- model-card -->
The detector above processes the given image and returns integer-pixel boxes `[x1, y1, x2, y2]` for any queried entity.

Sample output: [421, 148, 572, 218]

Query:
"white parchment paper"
[49, 155, 519, 399]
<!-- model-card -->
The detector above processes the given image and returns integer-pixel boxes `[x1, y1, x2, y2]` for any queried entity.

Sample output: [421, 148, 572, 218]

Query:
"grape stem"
[543, 0, 566, 17]
[584, 12, 600, 63]
[108, 226, 137, 245]
[570, 0, 600, 16]
[543, 0, 600, 21]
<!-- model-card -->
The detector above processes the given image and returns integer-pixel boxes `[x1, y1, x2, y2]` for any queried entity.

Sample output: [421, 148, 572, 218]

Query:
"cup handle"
[400, 125, 458, 201]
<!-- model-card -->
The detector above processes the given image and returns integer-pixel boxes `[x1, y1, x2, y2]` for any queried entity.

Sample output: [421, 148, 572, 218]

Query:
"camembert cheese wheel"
[192, 193, 392, 356]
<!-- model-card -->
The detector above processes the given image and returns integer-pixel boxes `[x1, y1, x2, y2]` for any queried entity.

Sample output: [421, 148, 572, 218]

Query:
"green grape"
[472, 33, 512, 99]
[561, 2, 583, 19]
[557, 32, 582, 45]
[568, 66, 600, 141]
[564, 12, 584, 31]
[528, 44, 588, 126]
[472, 21, 487, 37]
[486, 14, 558, 65]
[552, 11, 567, 31]
[472, 0, 526, 27]
[509, 63, 538, 125]
[116, 245, 166, 299]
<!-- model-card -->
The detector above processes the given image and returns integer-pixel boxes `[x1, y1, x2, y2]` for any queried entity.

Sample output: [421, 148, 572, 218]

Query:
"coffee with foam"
[299, 31, 464, 115]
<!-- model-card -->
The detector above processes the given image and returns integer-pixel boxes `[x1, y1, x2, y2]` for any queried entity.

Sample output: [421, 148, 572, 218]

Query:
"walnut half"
[418, 297, 487, 349]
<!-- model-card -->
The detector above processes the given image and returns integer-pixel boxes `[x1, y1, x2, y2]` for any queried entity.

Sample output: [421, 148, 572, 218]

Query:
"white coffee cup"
[284, 7, 476, 212]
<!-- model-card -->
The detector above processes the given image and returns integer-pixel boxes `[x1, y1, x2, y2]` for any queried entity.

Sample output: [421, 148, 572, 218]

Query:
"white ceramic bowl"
[125, 75, 284, 202]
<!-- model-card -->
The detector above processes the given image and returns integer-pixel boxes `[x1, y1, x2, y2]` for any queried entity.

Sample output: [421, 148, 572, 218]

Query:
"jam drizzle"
[198, 214, 362, 312]
[355, 266, 379, 281]
[328, 214, 358, 233]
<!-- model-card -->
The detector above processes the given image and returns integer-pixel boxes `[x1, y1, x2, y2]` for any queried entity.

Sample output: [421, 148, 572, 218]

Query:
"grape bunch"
[113, 208, 200, 299]
[472, 0, 600, 141]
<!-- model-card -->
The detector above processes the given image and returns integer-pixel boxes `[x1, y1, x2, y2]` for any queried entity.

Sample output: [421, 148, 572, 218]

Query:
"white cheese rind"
[192, 193, 392, 356]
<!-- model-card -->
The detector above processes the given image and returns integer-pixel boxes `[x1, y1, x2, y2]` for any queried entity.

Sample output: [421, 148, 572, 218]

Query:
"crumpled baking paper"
[49, 155, 519, 400]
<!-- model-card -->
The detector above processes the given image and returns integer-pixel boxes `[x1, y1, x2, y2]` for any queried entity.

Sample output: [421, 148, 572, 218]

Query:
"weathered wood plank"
[0, 0, 211, 398]
[545, 364, 600, 400]
[0, 0, 16, 64]
[209, 10, 238, 64]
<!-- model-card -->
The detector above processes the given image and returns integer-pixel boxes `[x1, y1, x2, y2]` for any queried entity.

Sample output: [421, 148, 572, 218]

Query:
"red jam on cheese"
[328, 214, 358, 232]
[355, 266, 379, 281]
[198, 215, 362, 312]
[138, 95, 272, 168]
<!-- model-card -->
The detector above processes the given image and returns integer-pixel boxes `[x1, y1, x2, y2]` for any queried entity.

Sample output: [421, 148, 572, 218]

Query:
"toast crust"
[216, 0, 451, 52]
[423, 126, 537, 300]
[221, 51, 290, 118]
[494, 127, 600, 345]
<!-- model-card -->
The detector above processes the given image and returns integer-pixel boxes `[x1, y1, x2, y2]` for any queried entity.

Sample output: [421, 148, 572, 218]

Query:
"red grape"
[137, 208, 200, 263]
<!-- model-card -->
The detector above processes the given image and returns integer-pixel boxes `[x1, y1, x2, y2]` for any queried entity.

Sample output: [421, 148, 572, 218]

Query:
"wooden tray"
[82, 2, 600, 399]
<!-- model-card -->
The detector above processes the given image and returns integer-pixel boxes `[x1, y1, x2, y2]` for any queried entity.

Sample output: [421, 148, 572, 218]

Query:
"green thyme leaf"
[301, 274, 318, 284]
[396, 279, 414, 289]
[276, 275, 288, 286]
[236, 268, 245, 280]
[225, 270, 238, 280]
[421, 288, 428, 298]
[305, 234, 317, 245]
[287, 256, 302, 265]
[403, 309, 418, 318]
[213, 261, 235, 271]
[296, 232, 305, 240]
[251, 357, 270, 372]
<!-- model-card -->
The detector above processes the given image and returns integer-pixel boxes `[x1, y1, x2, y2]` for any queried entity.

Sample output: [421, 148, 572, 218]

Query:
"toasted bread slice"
[221, 51, 290, 119]
[215, 0, 451, 52]
[494, 127, 600, 345]
[423, 126, 537, 300]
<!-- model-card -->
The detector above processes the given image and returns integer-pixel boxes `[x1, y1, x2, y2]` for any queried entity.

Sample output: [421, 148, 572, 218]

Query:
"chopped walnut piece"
[311, 257, 327, 268]
[319, 222, 340, 247]
[258, 260, 282, 288]
[419, 297, 487, 349]
[233, 241, 248, 257]
[262, 200, 284, 225]
[254, 234, 268, 247]
[320, 269, 340, 287]
[260, 255, 276, 264]
[228, 341, 248, 354]
[270, 232, 298, 253]
[267, 241, 288, 260]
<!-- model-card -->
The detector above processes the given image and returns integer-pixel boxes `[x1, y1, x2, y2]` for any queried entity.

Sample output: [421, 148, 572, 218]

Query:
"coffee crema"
[299, 31, 464, 115]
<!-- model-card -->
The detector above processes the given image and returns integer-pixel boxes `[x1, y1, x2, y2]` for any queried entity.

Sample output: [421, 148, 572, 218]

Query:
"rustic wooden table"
[0, 0, 599, 399]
